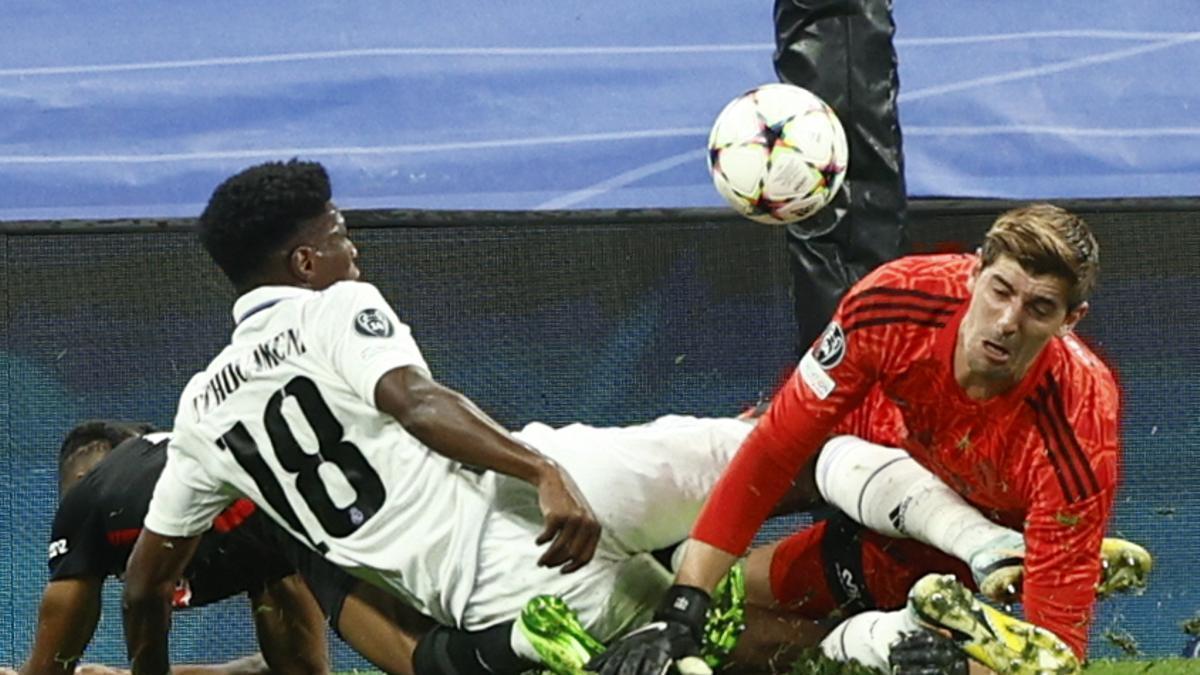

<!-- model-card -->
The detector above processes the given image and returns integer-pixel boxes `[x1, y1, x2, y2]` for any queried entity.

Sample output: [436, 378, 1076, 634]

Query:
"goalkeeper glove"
[587, 585, 712, 675]
[888, 630, 968, 675]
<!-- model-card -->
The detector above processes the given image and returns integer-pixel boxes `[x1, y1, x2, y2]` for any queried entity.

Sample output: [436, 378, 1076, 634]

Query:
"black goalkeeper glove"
[888, 630, 968, 675]
[587, 585, 712, 675]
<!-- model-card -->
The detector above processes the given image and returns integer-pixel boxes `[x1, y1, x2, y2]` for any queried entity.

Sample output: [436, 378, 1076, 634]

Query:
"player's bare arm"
[374, 365, 600, 572]
[122, 531, 202, 675]
[20, 577, 102, 674]
[673, 540, 738, 596]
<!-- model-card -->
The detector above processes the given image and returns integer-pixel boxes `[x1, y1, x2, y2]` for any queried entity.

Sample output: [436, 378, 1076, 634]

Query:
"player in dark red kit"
[592, 204, 1137, 674]
[19, 421, 329, 675]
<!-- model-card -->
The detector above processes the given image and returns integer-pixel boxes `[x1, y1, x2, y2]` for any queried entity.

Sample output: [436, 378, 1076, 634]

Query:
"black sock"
[412, 621, 535, 675]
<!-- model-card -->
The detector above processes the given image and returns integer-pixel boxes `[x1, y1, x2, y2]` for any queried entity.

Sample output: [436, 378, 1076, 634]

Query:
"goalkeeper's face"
[959, 255, 1088, 391]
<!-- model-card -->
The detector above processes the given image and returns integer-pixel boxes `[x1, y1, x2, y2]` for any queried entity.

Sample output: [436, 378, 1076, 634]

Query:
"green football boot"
[516, 595, 605, 675]
[908, 573, 1080, 675]
[701, 562, 747, 669]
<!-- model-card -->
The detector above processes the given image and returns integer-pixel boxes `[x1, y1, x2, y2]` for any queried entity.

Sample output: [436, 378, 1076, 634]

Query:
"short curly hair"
[58, 420, 157, 472]
[198, 159, 332, 287]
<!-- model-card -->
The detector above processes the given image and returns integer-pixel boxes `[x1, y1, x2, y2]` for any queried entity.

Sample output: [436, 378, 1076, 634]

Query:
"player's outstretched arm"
[18, 577, 276, 675]
[248, 575, 329, 675]
[19, 577, 103, 675]
[121, 530, 201, 675]
[375, 365, 600, 572]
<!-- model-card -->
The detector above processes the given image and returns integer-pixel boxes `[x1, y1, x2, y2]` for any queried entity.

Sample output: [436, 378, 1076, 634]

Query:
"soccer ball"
[707, 83, 848, 225]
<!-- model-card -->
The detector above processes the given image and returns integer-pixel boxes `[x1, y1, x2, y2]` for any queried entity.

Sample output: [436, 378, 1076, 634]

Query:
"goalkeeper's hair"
[198, 159, 332, 289]
[981, 203, 1099, 309]
[58, 420, 157, 473]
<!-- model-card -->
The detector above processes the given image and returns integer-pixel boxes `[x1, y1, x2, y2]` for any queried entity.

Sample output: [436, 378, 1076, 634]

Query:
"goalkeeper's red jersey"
[692, 253, 1120, 656]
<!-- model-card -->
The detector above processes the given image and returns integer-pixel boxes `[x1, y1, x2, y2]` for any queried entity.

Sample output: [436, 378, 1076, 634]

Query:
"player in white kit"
[120, 160, 762, 675]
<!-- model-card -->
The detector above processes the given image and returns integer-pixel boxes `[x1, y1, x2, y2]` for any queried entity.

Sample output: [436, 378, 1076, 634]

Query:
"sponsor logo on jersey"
[354, 309, 395, 338]
[813, 321, 846, 369]
[835, 563, 861, 600]
[48, 539, 68, 559]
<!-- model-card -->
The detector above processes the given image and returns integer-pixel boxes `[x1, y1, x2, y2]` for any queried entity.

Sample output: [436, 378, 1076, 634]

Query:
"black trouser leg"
[774, 0, 910, 353]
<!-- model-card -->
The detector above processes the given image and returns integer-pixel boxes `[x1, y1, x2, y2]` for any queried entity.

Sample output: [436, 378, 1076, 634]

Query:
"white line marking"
[0, 128, 710, 164]
[899, 33, 1200, 102]
[534, 148, 705, 210]
[7, 30, 1195, 77]
[905, 125, 1200, 138]
[3, 29, 1197, 205]
[0, 44, 770, 78]
[897, 29, 1200, 46]
[531, 31, 1200, 207]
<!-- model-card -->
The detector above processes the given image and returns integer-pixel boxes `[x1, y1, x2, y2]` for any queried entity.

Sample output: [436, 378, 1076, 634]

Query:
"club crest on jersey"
[354, 309, 394, 338]
[813, 321, 846, 369]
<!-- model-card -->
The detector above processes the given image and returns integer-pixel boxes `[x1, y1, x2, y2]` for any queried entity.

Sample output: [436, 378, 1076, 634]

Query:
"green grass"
[1081, 660, 1198, 674]
[780, 650, 1200, 675]
[334, 659, 1198, 675]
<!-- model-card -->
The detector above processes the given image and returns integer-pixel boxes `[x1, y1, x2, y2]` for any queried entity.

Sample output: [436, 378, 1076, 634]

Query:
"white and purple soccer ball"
[707, 83, 849, 226]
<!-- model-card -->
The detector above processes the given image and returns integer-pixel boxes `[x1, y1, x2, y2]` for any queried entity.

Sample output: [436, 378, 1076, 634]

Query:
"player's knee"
[412, 626, 477, 675]
[413, 624, 528, 675]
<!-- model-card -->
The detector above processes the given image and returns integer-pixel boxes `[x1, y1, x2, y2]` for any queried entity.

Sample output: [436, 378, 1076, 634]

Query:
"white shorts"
[460, 415, 750, 636]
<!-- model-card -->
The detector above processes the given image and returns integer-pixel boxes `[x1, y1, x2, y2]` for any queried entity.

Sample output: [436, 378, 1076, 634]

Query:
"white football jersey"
[145, 281, 493, 626]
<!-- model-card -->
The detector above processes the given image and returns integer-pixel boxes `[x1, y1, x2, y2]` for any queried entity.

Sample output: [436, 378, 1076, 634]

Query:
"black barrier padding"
[1, 201, 1198, 666]
[0, 239, 10, 657]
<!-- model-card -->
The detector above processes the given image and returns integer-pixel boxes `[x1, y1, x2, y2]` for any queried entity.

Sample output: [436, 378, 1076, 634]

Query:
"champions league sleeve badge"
[813, 321, 846, 369]
[354, 308, 395, 338]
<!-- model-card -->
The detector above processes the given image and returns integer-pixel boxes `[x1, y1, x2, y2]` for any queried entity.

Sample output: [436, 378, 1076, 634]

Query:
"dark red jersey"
[48, 434, 293, 608]
[692, 253, 1120, 656]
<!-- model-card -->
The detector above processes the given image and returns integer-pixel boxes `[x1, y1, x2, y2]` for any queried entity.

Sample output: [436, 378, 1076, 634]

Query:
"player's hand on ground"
[534, 462, 601, 573]
[888, 630, 968, 675]
[75, 664, 132, 675]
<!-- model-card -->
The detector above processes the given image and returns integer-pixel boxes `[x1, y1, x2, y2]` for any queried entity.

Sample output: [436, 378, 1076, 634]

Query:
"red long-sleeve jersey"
[692, 253, 1120, 656]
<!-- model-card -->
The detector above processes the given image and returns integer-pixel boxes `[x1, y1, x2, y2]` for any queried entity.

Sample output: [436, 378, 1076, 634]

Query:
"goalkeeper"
[592, 204, 1149, 675]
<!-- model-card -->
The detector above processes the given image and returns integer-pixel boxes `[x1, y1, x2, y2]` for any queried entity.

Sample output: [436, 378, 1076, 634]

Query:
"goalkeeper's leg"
[736, 513, 966, 671]
[750, 511, 974, 619]
[816, 435, 1152, 602]
[806, 574, 1080, 674]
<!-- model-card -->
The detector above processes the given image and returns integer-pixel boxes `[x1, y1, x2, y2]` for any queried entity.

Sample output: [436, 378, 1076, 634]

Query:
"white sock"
[816, 435, 1022, 565]
[510, 621, 540, 663]
[820, 608, 923, 670]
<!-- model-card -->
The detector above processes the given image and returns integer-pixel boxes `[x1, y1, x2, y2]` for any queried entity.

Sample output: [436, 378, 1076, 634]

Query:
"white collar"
[231, 285, 316, 324]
